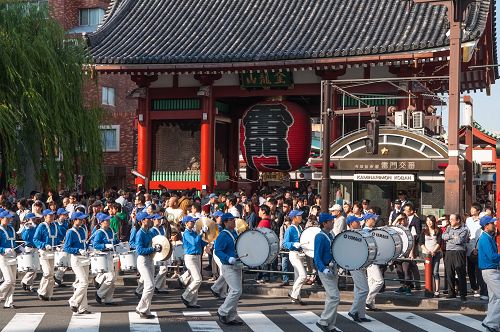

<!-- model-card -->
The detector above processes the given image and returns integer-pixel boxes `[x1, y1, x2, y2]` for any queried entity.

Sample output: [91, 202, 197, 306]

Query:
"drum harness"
[70, 226, 88, 253]
[43, 222, 58, 248]
[152, 226, 165, 237]
[99, 228, 116, 251]
[0, 225, 15, 250]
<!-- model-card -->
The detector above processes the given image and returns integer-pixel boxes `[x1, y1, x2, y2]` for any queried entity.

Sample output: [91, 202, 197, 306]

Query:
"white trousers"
[96, 270, 116, 304]
[136, 255, 154, 314]
[482, 269, 500, 330]
[21, 271, 37, 287]
[218, 264, 242, 321]
[289, 251, 307, 300]
[350, 269, 369, 318]
[182, 254, 202, 305]
[0, 255, 16, 307]
[38, 252, 54, 298]
[211, 254, 227, 298]
[317, 270, 340, 330]
[154, 265, 168, 291]
[69, 255, 89, 313]
[366, 264, 384, 306]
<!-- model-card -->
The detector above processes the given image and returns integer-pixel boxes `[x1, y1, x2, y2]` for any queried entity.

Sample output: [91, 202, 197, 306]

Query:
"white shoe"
[473, 290, 480, 297]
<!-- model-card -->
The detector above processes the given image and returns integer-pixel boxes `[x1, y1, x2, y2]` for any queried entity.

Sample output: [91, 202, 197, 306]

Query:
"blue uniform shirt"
[150, 226, 165, 237]
[283, 224, 302, 251]
[136, 228, 154, 256]
[129, 227, 138, 249]
[478, 231, 500, 270]
[182, 228, 205, 255]
[21, 225, 37, 247]
[33, 222, 61, 249]
[214, 229, 238, 265]
[92, 228, 117, 251]
[0, 225, 16, 254]
[56, 220, 70, 242]
[64, 227, 87, 254]
[314, 230, 334, 272]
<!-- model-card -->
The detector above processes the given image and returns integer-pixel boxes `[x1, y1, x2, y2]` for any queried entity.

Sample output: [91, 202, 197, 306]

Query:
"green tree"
[0, 3, 103, 190]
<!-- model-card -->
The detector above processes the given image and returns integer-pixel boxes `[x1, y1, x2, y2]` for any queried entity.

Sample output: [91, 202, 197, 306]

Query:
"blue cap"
[209, 193, 218, 199]
[136, 212, 149, 222]
[289, 210, 304, 218]
[0, 211, 14, 218]
[213, 211, 224, 218]
[42, 209, 55, 216]
[57, 208, 69, 215]
[221, 213, 235, 222]
[480, 215, 497, 227]
[96, 212, 112, 222]
[71, 211, 88, 220]
[363, 213, 379, 221]
[145, 214, 156, 219]
[151, 214, 163, 220]
[182, 215, 199, 224]
[319, 212, 335, 224]
[346, 215, 364, 225]
[24, 213, 36, 219]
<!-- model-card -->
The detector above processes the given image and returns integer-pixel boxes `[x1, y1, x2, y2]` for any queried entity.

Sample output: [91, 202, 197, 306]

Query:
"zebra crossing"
[0, 310, 489, 332]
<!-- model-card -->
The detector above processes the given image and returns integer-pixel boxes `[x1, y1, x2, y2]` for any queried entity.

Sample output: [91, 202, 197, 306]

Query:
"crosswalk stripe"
[436, 313, 484, 331]
[128, 312, 161, 332]
[339, 311, 398, 332]
[1, 313, 44, 332]
[183, 311, 211, 316]
[286, 311, 323, 332]
[238, 311, 284, 332]
[67, 312, 101, 332]
[187, 321, 223, 332]
[387, 312, 455, 332]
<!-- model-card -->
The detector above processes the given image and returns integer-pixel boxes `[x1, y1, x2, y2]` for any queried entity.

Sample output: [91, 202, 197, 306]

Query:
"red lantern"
[240, 101, 311, 172]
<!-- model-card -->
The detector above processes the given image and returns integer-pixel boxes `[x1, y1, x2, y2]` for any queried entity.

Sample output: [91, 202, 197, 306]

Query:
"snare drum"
[17, 252, 41, 272]
[119, 251, 137, 271]
[235, 228, 279, 268]
[299, 226, 321, 258]
[331, 230, 377, 270]
[54, 251, 71, 268]
[90, 253, 113, 274]
[370, 227, 403, 264]
[390, 226, 414, 258]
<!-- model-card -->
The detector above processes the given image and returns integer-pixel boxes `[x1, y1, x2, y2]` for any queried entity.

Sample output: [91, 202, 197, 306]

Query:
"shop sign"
[353, 161, 417, 170]
[261, 172, 287, 182]
[353, 173, 415, 182]
[240, 72, 293, 89]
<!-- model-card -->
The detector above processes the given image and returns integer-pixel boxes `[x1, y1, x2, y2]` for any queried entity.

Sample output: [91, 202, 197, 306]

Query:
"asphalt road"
[0, 282, 489, 332]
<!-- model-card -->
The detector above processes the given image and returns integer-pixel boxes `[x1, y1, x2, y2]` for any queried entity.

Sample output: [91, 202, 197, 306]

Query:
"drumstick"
[237, 254, 249, 260]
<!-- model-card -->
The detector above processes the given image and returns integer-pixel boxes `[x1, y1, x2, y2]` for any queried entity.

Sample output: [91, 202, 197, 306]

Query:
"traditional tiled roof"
[88, 0, 493, 65]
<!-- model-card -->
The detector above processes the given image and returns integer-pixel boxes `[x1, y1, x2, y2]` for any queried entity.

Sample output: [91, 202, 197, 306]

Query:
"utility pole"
[320, 81, 333, 212]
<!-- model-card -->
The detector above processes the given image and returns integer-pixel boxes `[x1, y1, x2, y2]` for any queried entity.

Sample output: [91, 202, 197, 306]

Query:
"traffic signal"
[365, 118, 379, 154]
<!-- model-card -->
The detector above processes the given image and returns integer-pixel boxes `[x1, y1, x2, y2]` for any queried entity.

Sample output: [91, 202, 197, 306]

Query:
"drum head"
[236, 230, 269, 267]
[390, 226, 412, 257]
[300, 227, 320, 258]
[331, 231, 369, 270]
[371, 228, 396, 265]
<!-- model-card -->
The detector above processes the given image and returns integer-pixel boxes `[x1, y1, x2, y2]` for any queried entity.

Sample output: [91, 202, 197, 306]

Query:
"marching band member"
[131, 212, 149, 298]
[363, 213, 384, 311]
[92, 212, 117, 305]
[20, 213, 38, 292]
[33, 209, 60, 301]
[64, 211, 91, 314]
[314, 212, 341, 332]
[215, 213, 244, 326]
[346, 215, 371, 323]
[150, 214, 169, 294]
[0, 210, 20, 309]
[135, 211, 160, 319]
[54, 208, 70, 287]
[180, 215, 208, 308]
[211, 211, 228, 299]
[283, 209, 307, 305]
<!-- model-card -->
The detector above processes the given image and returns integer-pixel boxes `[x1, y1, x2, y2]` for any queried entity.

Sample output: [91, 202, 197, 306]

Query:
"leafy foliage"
[0, 3, 103, 189]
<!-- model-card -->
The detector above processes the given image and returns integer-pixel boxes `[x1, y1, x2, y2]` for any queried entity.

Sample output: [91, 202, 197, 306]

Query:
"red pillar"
[200, 87, 215, 192]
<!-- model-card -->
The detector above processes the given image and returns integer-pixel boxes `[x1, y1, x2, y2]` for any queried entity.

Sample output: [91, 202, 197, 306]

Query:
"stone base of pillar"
[444, 164, 463, 215]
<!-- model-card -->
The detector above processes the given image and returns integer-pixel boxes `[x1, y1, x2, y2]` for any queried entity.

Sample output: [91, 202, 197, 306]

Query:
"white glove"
[228, 257, 237, 265]
[78, 249, 86, 256]
[293, 242, 301, 249]
[105, 244, 114, 250]
[323, 268, 333, 276]
[55, 247, 61, 252]
[45, 245, 52, 250]
[199, 225, 209, 235]
[4, 248, 13, 254]
[25, 247, 32, 253]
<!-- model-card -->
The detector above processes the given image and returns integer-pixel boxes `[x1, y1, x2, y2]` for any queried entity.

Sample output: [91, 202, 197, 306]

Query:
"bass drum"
[331, 230, 377, 270]
[299, 226, 320, 258]
[235, 228, 279, 268]
[390, 226, 414, 258]
[370, 227, 403, 265]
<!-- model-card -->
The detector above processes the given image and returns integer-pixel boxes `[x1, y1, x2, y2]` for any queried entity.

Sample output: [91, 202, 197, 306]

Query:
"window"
[100, 125, 120, 152]
[79, 8, 105, 27]
[102, 87, 115, 106]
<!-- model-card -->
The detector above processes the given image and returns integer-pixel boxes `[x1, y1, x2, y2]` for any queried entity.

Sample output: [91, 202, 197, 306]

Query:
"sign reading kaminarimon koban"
[240, 101, 311, 172]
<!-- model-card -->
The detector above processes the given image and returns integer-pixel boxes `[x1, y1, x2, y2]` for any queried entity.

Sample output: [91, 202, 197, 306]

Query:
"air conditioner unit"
[413, 111, 424, 129]
[394, 110, 406, 127]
